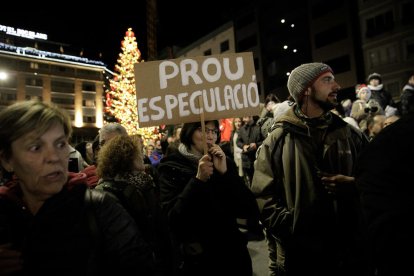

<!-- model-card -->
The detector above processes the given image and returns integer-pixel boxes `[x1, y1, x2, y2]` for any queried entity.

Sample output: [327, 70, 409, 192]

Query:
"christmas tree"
[105, 28, 157, 140]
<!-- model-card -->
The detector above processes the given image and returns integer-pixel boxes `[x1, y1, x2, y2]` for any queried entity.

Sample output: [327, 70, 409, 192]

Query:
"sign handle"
[198, 96, 208, 155]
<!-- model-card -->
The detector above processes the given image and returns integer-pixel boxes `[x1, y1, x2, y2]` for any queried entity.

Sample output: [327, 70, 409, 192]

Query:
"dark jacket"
[368, 84, 394, 110]
[0, 173, 154, 275]
[237, 120, 262, 169]
[157, 150, 259, 276]
[356, 112, 414, 276]
[251, 105, 370, 276]
[96, 171, 173, 276]
[400, 83, 414, 115]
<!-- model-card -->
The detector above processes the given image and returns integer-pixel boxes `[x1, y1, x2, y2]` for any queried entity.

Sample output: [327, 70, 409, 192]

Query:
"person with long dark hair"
[157, 120, 260, 276]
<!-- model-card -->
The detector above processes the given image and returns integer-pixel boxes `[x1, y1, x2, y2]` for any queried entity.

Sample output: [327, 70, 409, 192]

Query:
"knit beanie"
[367, 72, 382, 83]
[287, 62, 333, 103]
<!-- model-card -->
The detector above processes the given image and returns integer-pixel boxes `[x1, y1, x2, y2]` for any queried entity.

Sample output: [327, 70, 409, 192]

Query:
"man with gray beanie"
[251, 62, 371, 276]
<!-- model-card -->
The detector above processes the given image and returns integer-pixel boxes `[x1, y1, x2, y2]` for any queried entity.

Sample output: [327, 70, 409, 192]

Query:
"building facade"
[358, 0, 414, 100]
[170, 0, 413, 104]
[0, 24, 107, 143]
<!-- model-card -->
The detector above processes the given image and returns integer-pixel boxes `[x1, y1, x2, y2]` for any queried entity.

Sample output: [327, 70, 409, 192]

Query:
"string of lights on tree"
[104, 28, 158, 141]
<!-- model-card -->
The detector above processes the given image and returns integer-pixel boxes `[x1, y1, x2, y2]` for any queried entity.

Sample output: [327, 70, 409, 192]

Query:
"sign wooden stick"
[198, 96, 208, 155]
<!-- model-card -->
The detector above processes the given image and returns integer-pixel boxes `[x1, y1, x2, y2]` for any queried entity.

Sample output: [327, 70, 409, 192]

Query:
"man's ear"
[303, 87, 311, 96]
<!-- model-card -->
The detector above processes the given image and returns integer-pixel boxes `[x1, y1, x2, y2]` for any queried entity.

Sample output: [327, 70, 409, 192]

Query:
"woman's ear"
[0, 154, 12, 173]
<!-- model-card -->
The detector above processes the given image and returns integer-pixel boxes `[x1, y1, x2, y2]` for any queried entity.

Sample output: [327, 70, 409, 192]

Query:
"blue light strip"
[0, 42, 106, 67]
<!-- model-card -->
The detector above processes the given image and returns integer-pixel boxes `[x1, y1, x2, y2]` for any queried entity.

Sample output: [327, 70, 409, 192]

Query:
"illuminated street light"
[0, 71, 8, 81]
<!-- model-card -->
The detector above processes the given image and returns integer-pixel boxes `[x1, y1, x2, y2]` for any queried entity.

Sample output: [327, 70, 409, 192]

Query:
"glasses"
[197, 127, 219, 135]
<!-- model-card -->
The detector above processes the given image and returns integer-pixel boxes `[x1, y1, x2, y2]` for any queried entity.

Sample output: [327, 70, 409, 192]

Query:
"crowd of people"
[0, 64, 412, 276]
[329, 72, 405, 141]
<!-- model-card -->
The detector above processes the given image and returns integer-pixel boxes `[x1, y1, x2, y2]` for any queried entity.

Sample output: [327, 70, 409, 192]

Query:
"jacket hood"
[274, 105, 306, 128]
[272, 103, 345, 136]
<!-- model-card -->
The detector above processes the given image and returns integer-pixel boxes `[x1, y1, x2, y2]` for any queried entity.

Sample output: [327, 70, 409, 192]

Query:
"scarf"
[294, 104, 333, 128]
[178, 143, 202, 164]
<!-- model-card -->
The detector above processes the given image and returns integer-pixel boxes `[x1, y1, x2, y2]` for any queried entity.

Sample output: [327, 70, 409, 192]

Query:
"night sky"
[1, 1, 241, 68]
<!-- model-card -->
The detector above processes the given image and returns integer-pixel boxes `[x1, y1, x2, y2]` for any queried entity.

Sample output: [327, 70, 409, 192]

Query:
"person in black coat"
[236, 116, 262, 187]
[157, 120, 260, 276]
[356, 111, 414, 276]
[400, 73, 414, 116]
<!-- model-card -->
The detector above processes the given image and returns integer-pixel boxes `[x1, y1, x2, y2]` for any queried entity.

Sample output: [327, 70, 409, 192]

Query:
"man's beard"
[310, 87, 338, 112]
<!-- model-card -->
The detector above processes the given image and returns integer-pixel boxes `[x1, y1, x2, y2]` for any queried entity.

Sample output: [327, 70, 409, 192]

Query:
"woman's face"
[191, 121, 218, 155]
[234, 118, 242, 130]
[5, 123, 69, 201]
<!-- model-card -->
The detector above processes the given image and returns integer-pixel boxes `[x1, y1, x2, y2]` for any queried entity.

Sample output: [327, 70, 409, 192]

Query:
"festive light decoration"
[104, 28, 158, 141]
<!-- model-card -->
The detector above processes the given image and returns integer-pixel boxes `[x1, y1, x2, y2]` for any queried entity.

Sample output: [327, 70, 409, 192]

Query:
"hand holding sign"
[208, 143, 227, 175]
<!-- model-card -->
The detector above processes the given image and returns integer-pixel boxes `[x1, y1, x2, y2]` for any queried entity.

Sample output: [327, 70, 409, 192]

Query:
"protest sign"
[134, 52, 260, 127]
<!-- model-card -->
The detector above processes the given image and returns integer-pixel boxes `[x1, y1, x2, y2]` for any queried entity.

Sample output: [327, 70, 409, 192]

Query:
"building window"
[51, 65, 75, 75]
[314, 24, 347, 48]
[311, 0, 344, 19]
[77, 69, 101, 80]
[203, 49, 212, 56]
[83, 99, 95, 107]
[0, 92, 16, 103]
[405, 40, 414, 60]
[385, 45, 397, 64]
[220, 40, 230, 53]
[30, 62, 39, 69]
[83, 116, 96, 123]
[25, 77, 43, 87]
[51, 79, 74, 94]
[325, 55, 351, 74]
[51, 97, 75, 105]
[369, 50, 380, 68]
[25, 95, 43, 101]
[368, 44, 399, 68]
[82, 82, 96, 91]
[365, 10, 394, 38]
[401, 2, 414, 25]
[6, 93, 16, 101]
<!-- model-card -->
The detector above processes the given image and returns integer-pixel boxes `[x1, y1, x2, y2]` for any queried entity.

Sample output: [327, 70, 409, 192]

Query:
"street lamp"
[0, 71, 8, 81]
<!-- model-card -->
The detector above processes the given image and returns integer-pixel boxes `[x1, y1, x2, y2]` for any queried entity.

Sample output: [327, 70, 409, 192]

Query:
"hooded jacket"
[251, 104, 369, 275]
